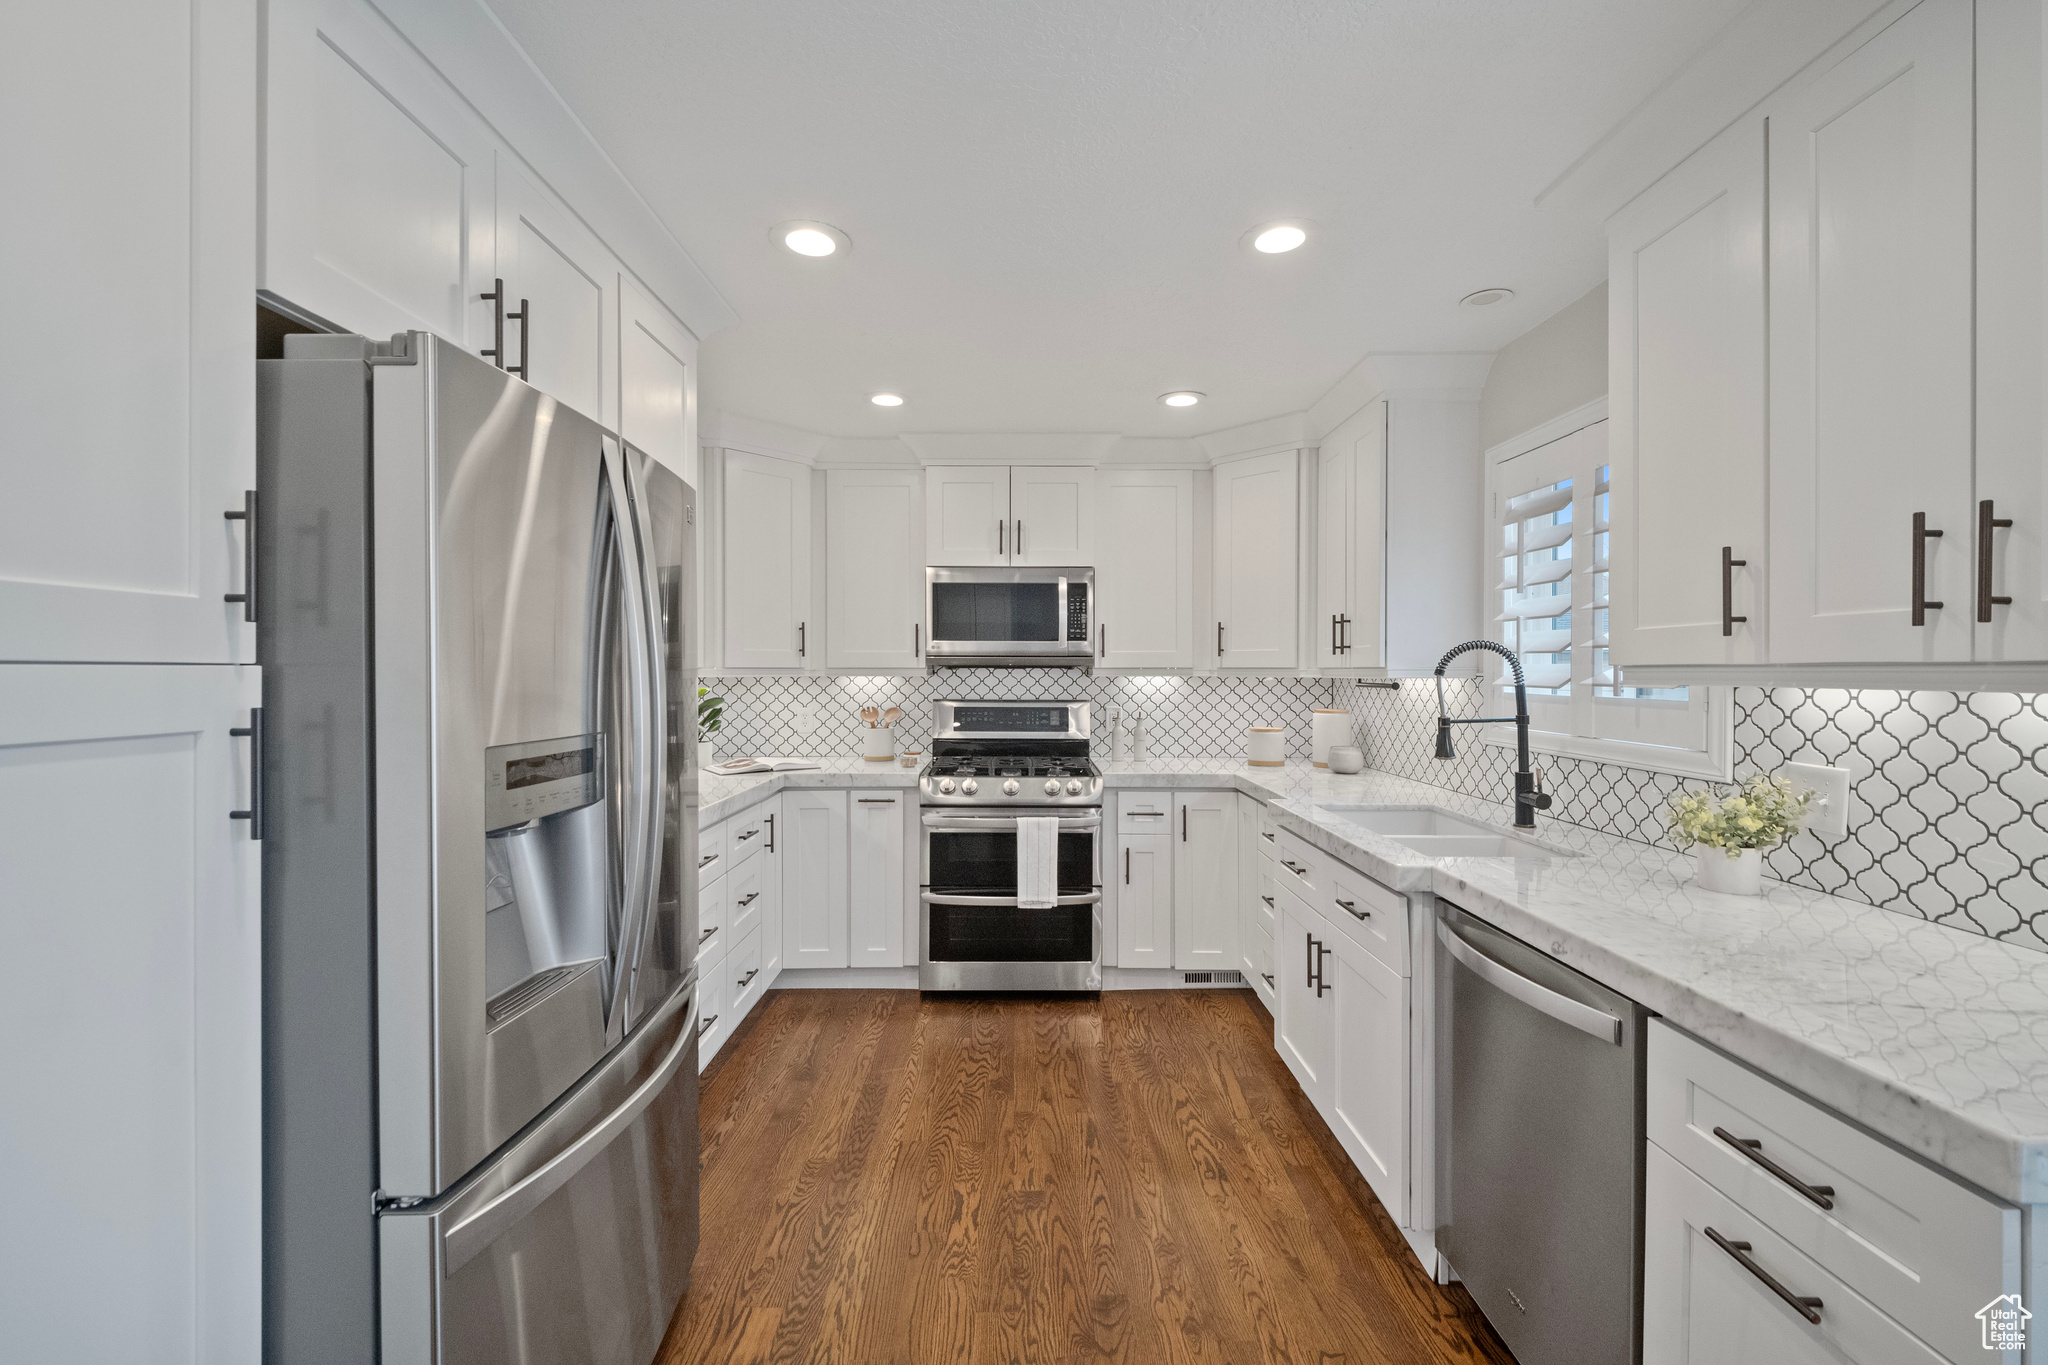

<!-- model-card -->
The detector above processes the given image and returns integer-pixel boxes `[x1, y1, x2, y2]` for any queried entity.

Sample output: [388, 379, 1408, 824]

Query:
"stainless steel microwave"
[924, 566, 1094, 669]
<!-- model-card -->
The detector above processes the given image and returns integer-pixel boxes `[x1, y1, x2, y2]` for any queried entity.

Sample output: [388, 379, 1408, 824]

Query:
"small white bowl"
[1326, 745, 1364, 774]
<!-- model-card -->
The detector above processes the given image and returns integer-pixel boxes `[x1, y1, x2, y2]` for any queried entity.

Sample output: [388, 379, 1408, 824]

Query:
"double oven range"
[919, 700, 1104, 991]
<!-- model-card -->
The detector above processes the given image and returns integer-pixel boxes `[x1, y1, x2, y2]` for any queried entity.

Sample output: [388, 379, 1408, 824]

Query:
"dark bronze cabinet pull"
[1703, 1227, 1822, 1323]
[1339, 614, 1351, 653]
[699, 1013, 719, 1036]
[765, 814, 775, 851]
[1181, 805, 1187, 841]
[737, 968, 758, 988]
[1336, 897, 1368, 920]
[737, 892, 759, 907]
[1016, 520, 1023, 556]
[998, 520, 1005, 556]
[1713, 1126, 1836, 1209]
[798, 621, 806, 657]
[1310, 937, 1330, 997]
[1260, 895, 1274, 908]
[1912, 513, 1943, 625]
[1332, 614, 1340, 655]
[224, 490, 258, 621]
[1980, 499, 2014, 622]
[480, 278, 508, 367]
[699, 853, 718, 869]
[1721, 546, 1746, 637]
[735, 828, 757, 842]
[229, 707, 264, 840]
[1124, 846, 1130, 884]
[507, 296, 528, 378]
[914, 624, 921, 657]
[1098, 623, 1105, 657]
[1261, 972, 1274, 988]
[1217, 621, 1225, 657]
[700, 926, 717, 943]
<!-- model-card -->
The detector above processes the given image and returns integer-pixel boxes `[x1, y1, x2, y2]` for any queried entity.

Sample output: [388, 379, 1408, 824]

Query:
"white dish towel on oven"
[1016, 817, 1060, 909]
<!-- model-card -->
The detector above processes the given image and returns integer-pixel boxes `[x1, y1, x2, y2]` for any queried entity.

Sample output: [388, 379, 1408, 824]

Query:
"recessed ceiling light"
[1460, 287, 1514, 308]
[772, 220, 851, 258]
[1241, 219, 1312, 254]
[1159, 391, 1203, 408]
[870, 392, 904, 407]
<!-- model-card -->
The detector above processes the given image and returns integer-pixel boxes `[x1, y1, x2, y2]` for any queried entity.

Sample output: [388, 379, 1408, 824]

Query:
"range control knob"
[960, 779, 978, 795]
[1002, 779, 1021, 797]
[937, 778, 955, 794]
[1044, 779, 1062, 795]
[1066, 780, 1084, 796]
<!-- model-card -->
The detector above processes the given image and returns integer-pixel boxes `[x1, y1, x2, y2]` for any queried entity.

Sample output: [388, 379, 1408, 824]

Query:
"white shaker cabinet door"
[783, 789, 848, 968]
[925, 466, 1011, 565]
[1608, 115, 1768, 669]
[1010, 466, 1094, 565]
[493, 160, 615, 428]
[1766, 0, 1975, 665]
[263, 0, 493, 352]
[1213, 450, 1301, 670]
[0, 664, 262, 1364]
[826, 469, 925, 670]
[722, 451, 813, 670]
[1274, 893, 1333, 1106]
[1171, 793, 1238, 969]
[618, 280, 696, 483]
[848, 794, 906, 968]
[2, 0, 256, 663]
[1096, 469, 1195, 669]
[1115, 833, 1173, 969]
[1327, 934, 1408, 1226]
[1315, 440, 1356, 672]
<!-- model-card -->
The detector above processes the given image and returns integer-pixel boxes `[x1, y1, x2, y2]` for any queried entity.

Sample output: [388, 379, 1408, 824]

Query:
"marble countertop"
[700, 754, 2048, 1203]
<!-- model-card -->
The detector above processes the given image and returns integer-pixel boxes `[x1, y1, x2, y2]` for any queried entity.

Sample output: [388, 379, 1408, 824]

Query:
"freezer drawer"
[379, 983, 700, 1365]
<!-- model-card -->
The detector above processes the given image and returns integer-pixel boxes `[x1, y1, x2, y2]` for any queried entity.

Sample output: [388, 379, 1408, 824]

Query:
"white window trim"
[1481, 398, 1733, 783]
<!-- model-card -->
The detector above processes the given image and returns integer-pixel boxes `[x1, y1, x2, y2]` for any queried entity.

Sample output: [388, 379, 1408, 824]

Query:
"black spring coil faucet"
[1433, 640, 1552, 829]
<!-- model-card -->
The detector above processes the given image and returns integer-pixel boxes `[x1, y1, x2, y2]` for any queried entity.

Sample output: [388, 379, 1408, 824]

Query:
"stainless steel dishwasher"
[1435, 901, 1647, 1365]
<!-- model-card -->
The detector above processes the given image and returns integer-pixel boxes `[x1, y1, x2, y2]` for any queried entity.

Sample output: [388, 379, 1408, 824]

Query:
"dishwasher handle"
[1437, 920, 1623, 1045]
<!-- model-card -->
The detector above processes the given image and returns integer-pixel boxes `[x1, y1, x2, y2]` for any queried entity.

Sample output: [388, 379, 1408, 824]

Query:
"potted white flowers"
[1668, 774, 1812, 895]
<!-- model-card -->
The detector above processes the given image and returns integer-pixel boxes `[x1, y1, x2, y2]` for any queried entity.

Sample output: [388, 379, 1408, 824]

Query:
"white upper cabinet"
[263, 0, 492, 348]
[1767, 0, 1974, 665]
[1608, 116, 1767, 669]
[1009, 466, 1095, 565]
[925, 466, 1010, 565]
[722, 451, 812, 670]
[2, 0, 255, 663]
[825, 469, 924, 670]
[1213, 450, 1301, 670]
[493, 160, 615, 428]
[618, 279, 695, 480]
[1096, 470, 1195, 669]
[1315, 404, 1387, 671]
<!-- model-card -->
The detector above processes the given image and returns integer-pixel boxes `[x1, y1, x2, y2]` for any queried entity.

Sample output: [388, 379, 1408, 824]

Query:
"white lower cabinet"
[1171, 792, 1238, 969]
[848, 794, 906, 967]
[1326, 933, 1408, 1225]
[782, 789, 848, 967]
[760, 798, 785, 979]
[1644, 1144, 1944, 1365]
[1275, 890, 1334, 1102]
[1116, 832, 1173, 968]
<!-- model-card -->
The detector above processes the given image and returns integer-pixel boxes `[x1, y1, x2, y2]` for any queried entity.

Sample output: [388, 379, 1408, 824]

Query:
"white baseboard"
[772, 967, 919, 990]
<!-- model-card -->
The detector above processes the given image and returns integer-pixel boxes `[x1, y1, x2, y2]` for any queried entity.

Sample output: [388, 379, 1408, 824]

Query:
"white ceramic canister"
[1326, 745, 1364, 774]
[862, 727, 896, 762]
[1311, 708, 1352, 768]
[1247, 727, 1285, 767]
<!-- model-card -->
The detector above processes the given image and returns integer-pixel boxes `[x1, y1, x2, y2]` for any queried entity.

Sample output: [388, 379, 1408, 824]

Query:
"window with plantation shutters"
[1488, 413, 1729, 779]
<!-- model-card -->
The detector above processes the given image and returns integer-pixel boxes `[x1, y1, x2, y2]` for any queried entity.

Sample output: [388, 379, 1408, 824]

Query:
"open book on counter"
[706, 757, 822, 775]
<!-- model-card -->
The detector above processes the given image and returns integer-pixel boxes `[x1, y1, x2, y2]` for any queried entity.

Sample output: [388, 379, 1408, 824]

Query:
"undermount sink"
[1318, 806, 1570, 860]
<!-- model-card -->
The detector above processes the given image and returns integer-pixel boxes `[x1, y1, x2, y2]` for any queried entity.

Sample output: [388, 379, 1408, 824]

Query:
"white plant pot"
[1694, 845, 1764, 895]
[698, 739, 717, 772]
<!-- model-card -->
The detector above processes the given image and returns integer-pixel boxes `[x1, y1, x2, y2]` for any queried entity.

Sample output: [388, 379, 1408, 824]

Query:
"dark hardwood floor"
[660, 988, 1515, 1365]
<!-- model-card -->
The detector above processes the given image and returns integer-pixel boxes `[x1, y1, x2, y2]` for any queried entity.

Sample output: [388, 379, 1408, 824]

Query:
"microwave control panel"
[1066, 582, 1089, 641]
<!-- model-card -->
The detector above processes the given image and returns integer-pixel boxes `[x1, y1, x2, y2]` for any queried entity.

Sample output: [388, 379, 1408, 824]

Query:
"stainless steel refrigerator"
[258, 331, 699, 1363]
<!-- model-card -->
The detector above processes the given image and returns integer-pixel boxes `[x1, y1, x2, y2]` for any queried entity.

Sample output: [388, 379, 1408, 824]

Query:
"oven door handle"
[921, 814, 1102, 832]
[920, 891, 1104, 907]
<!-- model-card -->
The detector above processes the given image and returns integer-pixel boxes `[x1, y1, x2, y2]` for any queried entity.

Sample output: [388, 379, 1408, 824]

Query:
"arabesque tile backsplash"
[702, 671, 2048, 955]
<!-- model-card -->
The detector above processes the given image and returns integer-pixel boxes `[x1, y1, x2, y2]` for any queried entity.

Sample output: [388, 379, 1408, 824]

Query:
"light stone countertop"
[700, 754, 2048, 1203]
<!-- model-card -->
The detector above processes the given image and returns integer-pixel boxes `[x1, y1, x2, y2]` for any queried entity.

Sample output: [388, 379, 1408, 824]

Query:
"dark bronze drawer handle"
[1713, 1126, 1835, 1210]
[698, 1013, 719, 1036]
[699, 853, 718, 869]
[699, 926, 717, 943]
[735, 828, 758, 842]
[1280, 859, 1307, 876]
[1260, 895, 1275, 907]
[1703, 1227, 1822, 1324]
[737, 892, 759, 907]
[1335, 897, 1369, 919]
[737, 969, 758, 988]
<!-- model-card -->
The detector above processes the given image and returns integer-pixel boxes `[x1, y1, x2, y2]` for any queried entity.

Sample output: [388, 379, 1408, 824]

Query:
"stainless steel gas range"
[918, 701, 1103, 991]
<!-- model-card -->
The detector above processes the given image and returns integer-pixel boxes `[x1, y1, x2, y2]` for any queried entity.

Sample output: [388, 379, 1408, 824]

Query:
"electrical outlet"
[793, 704, 818, 736]
[1780, 761, 1850, 840]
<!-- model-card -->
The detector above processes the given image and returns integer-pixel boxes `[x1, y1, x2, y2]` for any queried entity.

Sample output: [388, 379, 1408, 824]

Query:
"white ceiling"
[481, 0, 1749, 440]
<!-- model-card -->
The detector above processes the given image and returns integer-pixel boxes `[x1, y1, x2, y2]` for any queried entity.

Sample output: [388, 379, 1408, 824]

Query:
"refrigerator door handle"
[441, 988, 698, 1274]
[599, 448, 661, 1035]
[622, 447, 671, 1026]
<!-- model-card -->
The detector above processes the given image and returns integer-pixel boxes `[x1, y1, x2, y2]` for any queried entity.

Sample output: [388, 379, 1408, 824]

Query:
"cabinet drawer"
[1649, 1022, 2018, 1364]
[728, 855, 765, 941]
[1325, 861, 1407, 976]
[696, 870, 727, 967]
[728, 925, 766, 1024]
[1645, 1142, 1946, 1365]
[698, 819, 728, 888]
[1273, 828, 1326, 901]
[696, 961, 728, 1072]
[1118, 792, 1174, 834]
[728, 808, 769, 867]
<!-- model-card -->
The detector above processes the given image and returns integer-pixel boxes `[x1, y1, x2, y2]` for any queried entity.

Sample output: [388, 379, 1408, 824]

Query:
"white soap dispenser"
[1132, 711, 1149, 762]
[1106, 705, 1124, 762]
